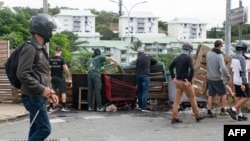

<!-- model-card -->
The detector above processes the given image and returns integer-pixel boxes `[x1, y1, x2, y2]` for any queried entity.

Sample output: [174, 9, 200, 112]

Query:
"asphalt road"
[0, 108, 249, 141]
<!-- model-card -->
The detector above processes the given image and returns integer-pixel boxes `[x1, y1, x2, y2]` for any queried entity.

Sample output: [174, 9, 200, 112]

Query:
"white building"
[54, 9, 101, 40]
[118, 11, 160, 41]
[167, 17, 207, 41]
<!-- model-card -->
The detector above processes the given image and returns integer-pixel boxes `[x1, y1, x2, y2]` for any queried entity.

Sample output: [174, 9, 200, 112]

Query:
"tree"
[60, 31, 85, 52]
[131, 39, 142, 52]
[96, 24, 114, 40]
[49, 33, 71, 61]
[0, 32, 24, 48]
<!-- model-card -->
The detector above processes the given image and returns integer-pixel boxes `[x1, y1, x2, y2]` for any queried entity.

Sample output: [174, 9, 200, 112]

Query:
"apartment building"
[167, 17, 207, 41]
[118, 11, 160, 41]
[54, 9, 101, 40]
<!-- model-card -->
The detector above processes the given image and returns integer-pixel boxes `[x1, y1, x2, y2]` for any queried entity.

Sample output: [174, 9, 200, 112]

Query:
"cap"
[55, 46, 62, 51]
[137, 47, 145, 53]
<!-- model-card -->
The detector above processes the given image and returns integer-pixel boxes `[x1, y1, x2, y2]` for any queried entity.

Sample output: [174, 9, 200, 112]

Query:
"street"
[0, 108, 249, 141]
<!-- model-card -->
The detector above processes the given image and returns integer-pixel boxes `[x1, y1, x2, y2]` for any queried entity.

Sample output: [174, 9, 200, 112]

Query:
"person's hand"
[66, 77, 71, 82]
[42, 87, 53, 99]
[184, 79, 191, 87]
[241, 84, 245, 91]
[173, 78, 176, 84]
[114, 62, 119, 67]
[50, 94, 59, 105]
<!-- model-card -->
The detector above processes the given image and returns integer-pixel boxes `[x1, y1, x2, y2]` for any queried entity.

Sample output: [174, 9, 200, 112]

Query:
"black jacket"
[136, 52, 157, 75]
[17, 36, 50, 96]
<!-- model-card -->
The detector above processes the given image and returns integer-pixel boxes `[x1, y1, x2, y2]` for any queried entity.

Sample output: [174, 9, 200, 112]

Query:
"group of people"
[15, 12, 156, 141]
[169, 39, 250, 124]
[15, 13, 249, 140]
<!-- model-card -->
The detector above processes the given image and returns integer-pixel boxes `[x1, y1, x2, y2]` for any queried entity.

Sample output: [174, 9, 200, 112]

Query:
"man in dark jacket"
[17, 13, 58, 141]
[135, 47, 157, 111]
[169, 42, 204, 124]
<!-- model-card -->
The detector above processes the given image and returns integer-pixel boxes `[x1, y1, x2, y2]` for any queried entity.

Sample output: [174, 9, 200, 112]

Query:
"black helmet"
[182, 42, 193, 52]
[30, 13, 57, 43]
[236, 41, 248, 51]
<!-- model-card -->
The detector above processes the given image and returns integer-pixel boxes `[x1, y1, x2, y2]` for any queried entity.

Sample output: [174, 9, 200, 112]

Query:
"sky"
[1, 0, 250, 29]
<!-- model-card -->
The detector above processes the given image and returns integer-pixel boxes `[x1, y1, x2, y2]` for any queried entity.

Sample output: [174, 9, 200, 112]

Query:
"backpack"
[5, 39, 37, 89]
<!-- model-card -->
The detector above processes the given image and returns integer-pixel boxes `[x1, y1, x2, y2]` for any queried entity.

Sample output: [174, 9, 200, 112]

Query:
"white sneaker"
[49, 107, 56, 112]
[88, 107, 94, 111]
[61, 107, 70, 112]
[97, 107, 105, 112]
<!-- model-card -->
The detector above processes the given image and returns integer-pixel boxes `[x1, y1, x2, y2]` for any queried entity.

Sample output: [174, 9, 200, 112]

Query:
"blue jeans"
[136, 74, 150, 109]
[21, 94, 51, 141]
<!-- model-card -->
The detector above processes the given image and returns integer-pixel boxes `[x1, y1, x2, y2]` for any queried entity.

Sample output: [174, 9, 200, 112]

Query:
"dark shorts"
[51, 76, 66, 94]
[207, 80, 227, 96]
[234, 84, 250, 98]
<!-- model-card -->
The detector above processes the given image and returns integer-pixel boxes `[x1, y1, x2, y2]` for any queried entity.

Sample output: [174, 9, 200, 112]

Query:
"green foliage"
[154, 53, 175, 72]
[158, 20, 167, 30]
[0, 32, 24, 48]
[60, 31, 85, 52]
[131, 39, 142, 52]
[0, 7, 30, 46]
[69, 51, 92, 73]
[49, 33, 71, 60]
[96, 24, 114, 40]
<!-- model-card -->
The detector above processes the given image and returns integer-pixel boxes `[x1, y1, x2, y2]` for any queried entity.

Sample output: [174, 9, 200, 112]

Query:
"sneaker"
[206, 113, 217, 118]
[134, 107, 142, 111]
[226, 108, 237, 120]
[171, 118, 183, 124]
[97, 107, 105, 112]
[61, 107, 70, 112]
[196, 116, 205, 122]
[49, 107, 56, 112]
[88, 107, 94, 111]
[238, 115, 248, 121]
[220, 112, 228, 116]
[141, 109, 151, 113]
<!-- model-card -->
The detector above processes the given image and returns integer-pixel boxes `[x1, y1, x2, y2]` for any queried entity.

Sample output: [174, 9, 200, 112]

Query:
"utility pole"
[118, 0, 122, 16]
[0, 1, 4, 9]
[43, 0, 49, 53]
[238, 0, 243, 41]
[43, 0, 48, 13]
[225, 0, 231, 55]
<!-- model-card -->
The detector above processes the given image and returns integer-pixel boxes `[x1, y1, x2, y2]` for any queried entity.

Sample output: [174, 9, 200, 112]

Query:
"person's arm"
[169, 60, 176, 80]
[220, 55, 230, 81]
[105, 56, 119, 65]
[150, 56, 157, 65]
[63, 64, 70, 81]
[188, 57, 194, 82]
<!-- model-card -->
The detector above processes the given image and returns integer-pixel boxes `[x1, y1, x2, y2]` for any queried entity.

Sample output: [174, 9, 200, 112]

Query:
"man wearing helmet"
[227, 41, 249, 121]
[135, 47, 157, 111]
[17, 13, 58, 141]
[169, 42, 205, 123]
[206, 40, 231, 117]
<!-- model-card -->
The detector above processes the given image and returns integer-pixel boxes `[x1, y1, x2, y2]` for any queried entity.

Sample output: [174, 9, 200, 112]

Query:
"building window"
[73, 16, 81, 32]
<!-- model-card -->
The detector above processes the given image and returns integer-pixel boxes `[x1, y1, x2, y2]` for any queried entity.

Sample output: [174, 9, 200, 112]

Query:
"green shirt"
[87, 56, 106, 77]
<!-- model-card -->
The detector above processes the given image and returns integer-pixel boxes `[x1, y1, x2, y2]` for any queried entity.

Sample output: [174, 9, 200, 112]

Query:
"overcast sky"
[2, 0, 250, 29]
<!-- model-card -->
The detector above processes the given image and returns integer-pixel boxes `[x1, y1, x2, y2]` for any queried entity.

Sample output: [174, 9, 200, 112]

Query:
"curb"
[0, 112, 29, 124]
